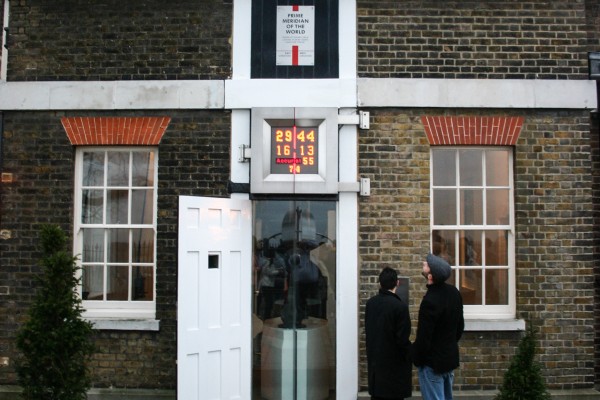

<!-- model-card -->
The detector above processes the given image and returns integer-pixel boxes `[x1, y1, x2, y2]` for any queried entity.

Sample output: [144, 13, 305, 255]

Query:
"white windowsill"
[465, 319, 525, 331]
[87, 318, 160, 331]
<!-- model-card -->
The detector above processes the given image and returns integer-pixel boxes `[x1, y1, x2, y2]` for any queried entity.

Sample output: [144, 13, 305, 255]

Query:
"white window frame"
[74, 147, 158, 320]
[430, 146, 515, 320]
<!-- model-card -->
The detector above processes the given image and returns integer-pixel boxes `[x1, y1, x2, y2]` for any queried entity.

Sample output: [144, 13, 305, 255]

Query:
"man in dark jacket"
[365, 267, 412, 400]
[412, 253, 464, 400]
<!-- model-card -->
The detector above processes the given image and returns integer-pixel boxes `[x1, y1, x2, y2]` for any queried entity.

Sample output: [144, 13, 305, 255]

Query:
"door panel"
[178, 196, 252, 400]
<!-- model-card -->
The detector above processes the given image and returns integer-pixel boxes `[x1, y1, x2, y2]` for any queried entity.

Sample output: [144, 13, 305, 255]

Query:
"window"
[431, 147, 514, 319]
[74, 148, 157, 319]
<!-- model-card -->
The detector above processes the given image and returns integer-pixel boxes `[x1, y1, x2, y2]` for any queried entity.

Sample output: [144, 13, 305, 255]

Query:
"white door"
[177, 196, 252, 400]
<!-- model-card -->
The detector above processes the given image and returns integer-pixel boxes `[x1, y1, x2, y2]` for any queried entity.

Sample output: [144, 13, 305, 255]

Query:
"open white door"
[177, 196, 252, 400]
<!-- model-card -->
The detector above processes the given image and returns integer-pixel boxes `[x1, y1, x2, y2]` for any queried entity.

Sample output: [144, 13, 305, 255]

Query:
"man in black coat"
[412, 253, 464, 400]
[365, 267, 412, 400]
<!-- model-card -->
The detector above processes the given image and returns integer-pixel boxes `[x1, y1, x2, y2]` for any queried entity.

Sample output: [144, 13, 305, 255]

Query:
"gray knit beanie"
[426, 253, 451, 282]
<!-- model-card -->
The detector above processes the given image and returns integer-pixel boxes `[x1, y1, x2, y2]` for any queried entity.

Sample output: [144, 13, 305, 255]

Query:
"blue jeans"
[417, 366, 454, 400]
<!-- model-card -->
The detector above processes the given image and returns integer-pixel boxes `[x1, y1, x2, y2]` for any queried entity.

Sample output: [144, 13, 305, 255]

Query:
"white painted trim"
[230, 109, 250, 184]
[337, 193, 359, 400]
[358, 78, 598, 109]
[232, 0, 252, 80]
[0, 79, 596, 110]
[1, 0, 9, 81]
[465, 319, 526, 332]
[337, 110, 359, 400]
[0, 80, 224, 110]
[225, 78, 357, 109]
[88, 318, 160, 331]
[339, 0, 357, 79]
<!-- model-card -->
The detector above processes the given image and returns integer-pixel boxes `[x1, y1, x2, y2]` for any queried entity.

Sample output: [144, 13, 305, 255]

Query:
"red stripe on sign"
[292, 5, 299, 11]
[292, 45, 299, 65]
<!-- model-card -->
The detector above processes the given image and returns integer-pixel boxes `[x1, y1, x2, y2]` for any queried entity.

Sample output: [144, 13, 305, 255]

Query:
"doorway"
[252, 199, 336, 400]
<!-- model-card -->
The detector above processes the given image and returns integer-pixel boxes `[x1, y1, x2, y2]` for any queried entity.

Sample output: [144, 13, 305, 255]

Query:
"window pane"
[460, 189, 483, 225]
[82, 152, 104, 187]
[107, 189, 129, 224]
[486, 150, 509, 186]
[459, 230, 482, 266]
[132, 151, 155, 187]
[433, 189, 456, 225]
[432, 149, 456, 186]
[485, 230, 508, 266]
[459, 149, 482, 186]
[107, 265, 129, 300]
[485, 269, 509, 305]
[107, 152, 129, 186]
[132, 266, 154, 301]
[432, 230, 456, 265]
[486, 189, 510, 225]
[132, 228, 154, 263]
[108, 229, 129, 263]
[82, 189, 104, 224]
[460, 269, 481, 305]
[447, 268, 456, 286]
[82, 228, 104, 263]
[82, 265, 104, 301]
[131, 190, 153, 224]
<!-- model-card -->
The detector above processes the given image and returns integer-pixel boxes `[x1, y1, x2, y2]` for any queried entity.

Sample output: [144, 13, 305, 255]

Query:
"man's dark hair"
[379, 267, 398, 291]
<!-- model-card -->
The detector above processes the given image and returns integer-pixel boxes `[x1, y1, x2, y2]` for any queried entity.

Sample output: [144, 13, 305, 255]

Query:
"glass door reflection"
[252, 200, 336, 400]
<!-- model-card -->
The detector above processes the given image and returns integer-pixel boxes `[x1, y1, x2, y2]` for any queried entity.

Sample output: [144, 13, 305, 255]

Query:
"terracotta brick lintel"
[421, 116, 524, 146]
[61, 117, 171, 146]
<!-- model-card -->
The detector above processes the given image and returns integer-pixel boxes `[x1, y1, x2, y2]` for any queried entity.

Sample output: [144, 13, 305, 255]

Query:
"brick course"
[358, 108, 595, 390]
[357, 1, 591, 79]
[5, 0, 233, 81]
[592, 110, 600, 389]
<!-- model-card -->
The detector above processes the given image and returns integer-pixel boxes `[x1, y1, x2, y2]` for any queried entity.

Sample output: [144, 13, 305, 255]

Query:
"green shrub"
[16, 224, 94, 400]
[495, 324, 551, 400]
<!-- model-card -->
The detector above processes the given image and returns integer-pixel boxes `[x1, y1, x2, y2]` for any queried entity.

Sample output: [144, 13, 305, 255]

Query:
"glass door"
[252, 199, 336, 400]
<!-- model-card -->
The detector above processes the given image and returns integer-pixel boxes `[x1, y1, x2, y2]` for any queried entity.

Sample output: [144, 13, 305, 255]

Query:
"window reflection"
[107, 152, 130, 186]
[82, 189, 103, 224]
[486, 189, 509, 225]
[486, 269, 509, 305]
[132, 266, 154, 301]
[432, 149, 456, 186]
[107, 189, 128, 224]
[252, 200, 336, 400]
[485, 230, 508, 266]
[107, 265, 129, 300]
[460, 189, 483, 225]
[433, 189, 456, 225]
[486, 150, 509, 186]
[459, 149, 482, 186]
[82, 152, 104, 187]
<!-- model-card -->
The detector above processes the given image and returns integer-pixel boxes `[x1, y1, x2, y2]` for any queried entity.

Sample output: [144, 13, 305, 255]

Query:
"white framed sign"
[276, 5, 315, 66]
[251, 108, 339, 194]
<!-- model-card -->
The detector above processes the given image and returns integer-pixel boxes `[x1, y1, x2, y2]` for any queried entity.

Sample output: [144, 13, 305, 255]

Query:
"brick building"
[0, 0, 599, 399]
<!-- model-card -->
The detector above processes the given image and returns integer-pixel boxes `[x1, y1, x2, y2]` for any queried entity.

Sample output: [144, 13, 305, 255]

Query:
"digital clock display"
[270, 126, 318, 174]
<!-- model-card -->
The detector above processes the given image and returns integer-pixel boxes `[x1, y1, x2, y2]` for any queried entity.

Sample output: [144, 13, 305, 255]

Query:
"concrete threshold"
[0, 386, 176, 400]
[357, 389, 600, 400]
[2, 386, 599, 399]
